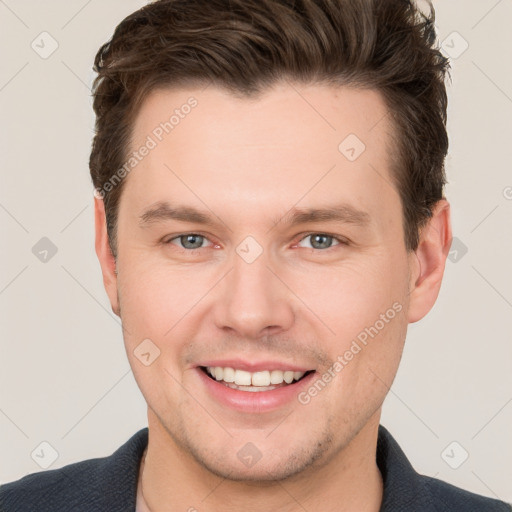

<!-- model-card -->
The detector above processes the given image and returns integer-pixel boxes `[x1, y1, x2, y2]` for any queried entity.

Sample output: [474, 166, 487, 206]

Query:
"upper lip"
[197, 359, 314, 373]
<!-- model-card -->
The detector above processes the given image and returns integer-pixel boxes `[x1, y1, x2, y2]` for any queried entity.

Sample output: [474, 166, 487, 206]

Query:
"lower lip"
[196, 367, 316, 413]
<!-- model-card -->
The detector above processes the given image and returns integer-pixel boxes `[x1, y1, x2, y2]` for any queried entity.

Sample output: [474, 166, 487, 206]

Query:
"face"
[96, 82, 440, 481]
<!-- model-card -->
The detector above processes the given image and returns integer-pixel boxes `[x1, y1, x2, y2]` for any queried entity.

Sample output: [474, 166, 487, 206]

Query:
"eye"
[296, 233, 347, 250]
[162, 232, 347, 252]
[165, 233, 210, 250]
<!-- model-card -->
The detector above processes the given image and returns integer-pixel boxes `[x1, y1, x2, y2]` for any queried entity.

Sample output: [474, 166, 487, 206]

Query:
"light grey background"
[1, 0, 511, 503]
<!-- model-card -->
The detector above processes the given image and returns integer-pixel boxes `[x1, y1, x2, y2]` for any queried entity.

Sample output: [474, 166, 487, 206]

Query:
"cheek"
[118, 265, 193, 406]
[118, 262, 201, 337]
[319, 299, 407, 418]
[296, 252, 409, 399]
[296, 254, 407, 334]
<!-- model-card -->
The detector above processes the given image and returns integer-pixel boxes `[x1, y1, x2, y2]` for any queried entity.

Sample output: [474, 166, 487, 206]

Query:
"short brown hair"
[89, 0, 450, 258]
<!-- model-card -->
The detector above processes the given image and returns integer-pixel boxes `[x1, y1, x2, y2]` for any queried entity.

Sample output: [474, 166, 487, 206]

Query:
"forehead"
[122, 82, 401, 235]
[132, 82, 392, 158]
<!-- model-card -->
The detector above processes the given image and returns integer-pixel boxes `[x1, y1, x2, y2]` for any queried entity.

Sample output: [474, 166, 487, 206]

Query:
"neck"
[140, 410, 383, 512]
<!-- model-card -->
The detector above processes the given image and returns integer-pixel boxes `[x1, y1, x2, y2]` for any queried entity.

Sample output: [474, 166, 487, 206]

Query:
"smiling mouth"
[200, 366, 315, 392]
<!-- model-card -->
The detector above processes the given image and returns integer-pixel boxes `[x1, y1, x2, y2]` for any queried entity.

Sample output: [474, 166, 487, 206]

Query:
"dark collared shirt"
[1, 425, 510, 511]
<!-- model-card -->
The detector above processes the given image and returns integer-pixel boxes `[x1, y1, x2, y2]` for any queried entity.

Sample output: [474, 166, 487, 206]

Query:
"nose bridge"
[214, 240, 294, 337]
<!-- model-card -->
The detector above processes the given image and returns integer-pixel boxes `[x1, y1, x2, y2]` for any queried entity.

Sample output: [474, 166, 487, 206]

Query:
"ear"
[94, 194, 120, 316]
[407, 199, 452, 324]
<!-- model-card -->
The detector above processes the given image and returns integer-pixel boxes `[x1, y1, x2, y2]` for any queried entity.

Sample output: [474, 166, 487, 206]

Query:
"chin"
[186, 437, 334, 483]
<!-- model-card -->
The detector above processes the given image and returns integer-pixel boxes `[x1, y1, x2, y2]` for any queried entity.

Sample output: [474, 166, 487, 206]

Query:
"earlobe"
[407, 199, 452, 324]
[94, 195, 120, 316]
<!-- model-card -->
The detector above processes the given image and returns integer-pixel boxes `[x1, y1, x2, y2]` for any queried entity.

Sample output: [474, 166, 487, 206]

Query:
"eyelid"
[163, 232, 217, 248]
[294, 232, 350, 248]
[163, 232, 349, 250]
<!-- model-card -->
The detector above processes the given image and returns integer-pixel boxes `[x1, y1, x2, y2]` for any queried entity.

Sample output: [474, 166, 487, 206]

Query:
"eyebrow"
[138, 201, 372, 229]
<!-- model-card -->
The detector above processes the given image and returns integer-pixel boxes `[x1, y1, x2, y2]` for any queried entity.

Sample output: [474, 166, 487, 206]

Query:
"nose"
[213, 248, 295, 339]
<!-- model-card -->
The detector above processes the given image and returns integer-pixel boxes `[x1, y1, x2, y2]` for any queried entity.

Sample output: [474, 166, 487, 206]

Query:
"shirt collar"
[377, 424, 434, 511]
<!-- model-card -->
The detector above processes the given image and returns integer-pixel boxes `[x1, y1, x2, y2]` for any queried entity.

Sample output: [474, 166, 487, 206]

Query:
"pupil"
[312, 234, 331, 249]
[182, 234, 203, 249]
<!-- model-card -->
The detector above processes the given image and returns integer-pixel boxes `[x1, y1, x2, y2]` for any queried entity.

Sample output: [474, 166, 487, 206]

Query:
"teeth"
[205, 366, 307, 387]
[234, 369, 252, 386]
[283, 371, 294, 384]
[222, 367, 235, 382]
[251, 371, 270, 386]
[270, 370, 284, 384]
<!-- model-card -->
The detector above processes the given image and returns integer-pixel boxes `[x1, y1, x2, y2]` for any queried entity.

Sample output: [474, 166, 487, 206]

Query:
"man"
[1, 0, 510, 510]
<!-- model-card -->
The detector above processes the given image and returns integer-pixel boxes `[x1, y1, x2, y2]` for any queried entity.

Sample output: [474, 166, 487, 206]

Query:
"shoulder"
[377, 425, 511, 511]
[0, 428, 148, 512]
[421, 473, 512, 511]
[1, 458, 109, 512]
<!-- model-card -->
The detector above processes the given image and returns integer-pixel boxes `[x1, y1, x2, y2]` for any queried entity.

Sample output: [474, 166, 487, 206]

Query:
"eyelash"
[162, 232, 349, 251]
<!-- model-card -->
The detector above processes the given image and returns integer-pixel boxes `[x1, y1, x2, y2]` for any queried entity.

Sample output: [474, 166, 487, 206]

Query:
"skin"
[94, 82, 452, 511]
